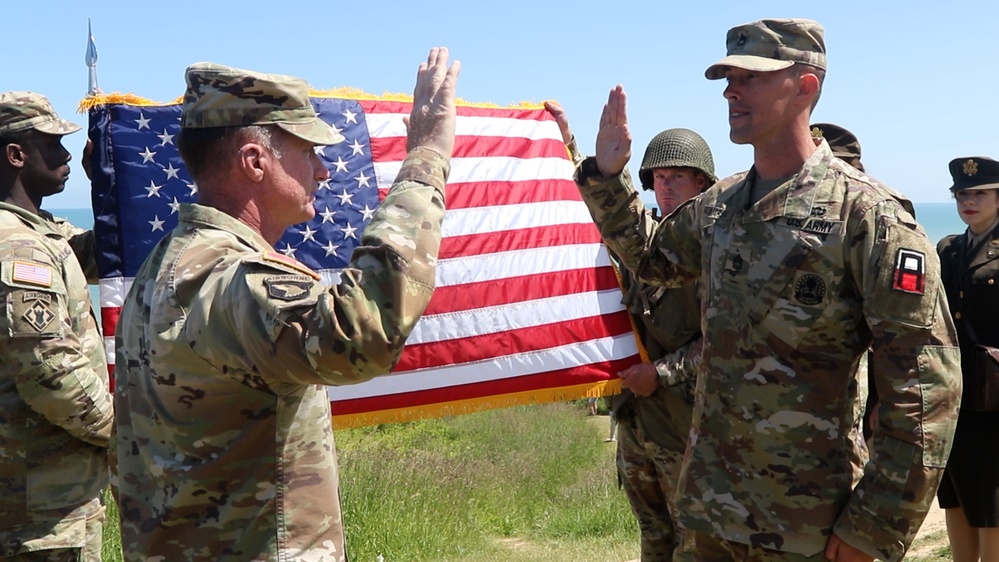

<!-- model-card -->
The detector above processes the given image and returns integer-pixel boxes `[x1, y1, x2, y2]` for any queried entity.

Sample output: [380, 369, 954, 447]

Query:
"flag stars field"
[163, 163, 180, 180]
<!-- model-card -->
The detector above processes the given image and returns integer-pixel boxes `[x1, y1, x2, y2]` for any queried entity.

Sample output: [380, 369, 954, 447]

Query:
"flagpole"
[86, 18, 99, 95]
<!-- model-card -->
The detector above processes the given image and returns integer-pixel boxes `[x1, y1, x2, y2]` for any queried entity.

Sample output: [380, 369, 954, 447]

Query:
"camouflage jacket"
[620, 271, 701, 389]
[0, 203, 112, 552]
[575, 141, 962, 561]
[112, 147, 448, 562]
[612, 268, 702, 433]
[47, 213, 98, 283]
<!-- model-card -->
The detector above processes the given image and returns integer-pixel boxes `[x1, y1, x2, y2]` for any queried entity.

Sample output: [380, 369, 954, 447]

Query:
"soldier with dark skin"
[112, 48, 459, 561]
[547, 100, 712, 562]
[574, 18, 961, 562]
[0, 93, 113, 562]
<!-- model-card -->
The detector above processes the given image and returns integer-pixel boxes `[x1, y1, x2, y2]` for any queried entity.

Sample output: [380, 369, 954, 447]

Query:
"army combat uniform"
[614, 276, 701, 562]
[575, 141, 962, 561]
[0, 91, 112, 562]
[0, 202, 113, 561]
[112, 62, 449, 562]
[606, 127, 716, 562]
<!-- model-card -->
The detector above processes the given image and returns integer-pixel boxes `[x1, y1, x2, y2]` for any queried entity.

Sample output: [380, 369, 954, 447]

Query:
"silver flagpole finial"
[86, 18, 99, 95]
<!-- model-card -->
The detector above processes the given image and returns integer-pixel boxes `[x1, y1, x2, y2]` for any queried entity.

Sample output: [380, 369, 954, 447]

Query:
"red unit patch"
[891, 248, 926, 294]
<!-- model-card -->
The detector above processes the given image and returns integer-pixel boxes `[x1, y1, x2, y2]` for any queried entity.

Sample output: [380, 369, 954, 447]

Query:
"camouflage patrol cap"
[810, 123, 861, 160]
[182, 62, 344, 145]
[705, 18, 826, 80]
[0, 91, 81, 137]
[638, 128, 717, 191]
[948, 157, 999, 192]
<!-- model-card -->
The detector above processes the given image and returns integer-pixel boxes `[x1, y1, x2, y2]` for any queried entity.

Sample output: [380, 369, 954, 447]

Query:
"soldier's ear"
[3, 142, 26, 169]
[796, 72, 820, 105]
[236, 143, 267, 184]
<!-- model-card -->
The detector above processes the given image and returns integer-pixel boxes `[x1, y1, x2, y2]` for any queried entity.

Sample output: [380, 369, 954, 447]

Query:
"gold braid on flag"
[79, 90, 549, 112]
[333, 381, 621, 429]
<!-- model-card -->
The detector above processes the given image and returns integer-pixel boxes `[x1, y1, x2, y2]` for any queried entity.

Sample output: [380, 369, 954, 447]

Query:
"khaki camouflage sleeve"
[200, 148, 448, 387]
[0, 256, 113, 447]
[575, 159, 699, 287]
[565, 136, 585, 166]
[654, 337, 703, 387]
[833, 201, 962, 561]
[55, 220, 99, 283]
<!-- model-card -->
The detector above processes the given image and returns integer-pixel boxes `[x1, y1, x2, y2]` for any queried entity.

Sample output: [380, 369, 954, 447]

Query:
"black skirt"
[938, 404, 999, 527]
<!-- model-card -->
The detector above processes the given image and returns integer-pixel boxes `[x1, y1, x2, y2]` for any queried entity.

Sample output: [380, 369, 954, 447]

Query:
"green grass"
[904, 530, 953, 562]
[100, 402, 638, 561]
[101, 487, 122, 561]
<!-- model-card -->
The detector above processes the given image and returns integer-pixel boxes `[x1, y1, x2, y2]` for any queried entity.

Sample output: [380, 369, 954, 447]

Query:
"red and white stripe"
[99, 101, 640, 411]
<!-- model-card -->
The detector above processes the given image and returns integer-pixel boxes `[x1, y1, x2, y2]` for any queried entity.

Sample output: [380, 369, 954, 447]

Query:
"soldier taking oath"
[574, 18, 961, 562]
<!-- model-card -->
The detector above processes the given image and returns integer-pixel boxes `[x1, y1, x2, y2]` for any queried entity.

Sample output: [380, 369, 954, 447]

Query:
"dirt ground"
[906, 499, 949, 559]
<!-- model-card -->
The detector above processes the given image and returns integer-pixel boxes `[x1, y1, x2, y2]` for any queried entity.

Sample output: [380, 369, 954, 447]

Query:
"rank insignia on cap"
[12, 260, 52, 287]
[810, 126, 824, 138]
[964, 159, 979, 176]
[736, 32, 748, 47]
[891, 249, 926, 294]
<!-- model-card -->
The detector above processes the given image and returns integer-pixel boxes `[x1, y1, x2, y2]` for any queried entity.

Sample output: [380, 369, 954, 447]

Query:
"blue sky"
[8, 0, 998, 208]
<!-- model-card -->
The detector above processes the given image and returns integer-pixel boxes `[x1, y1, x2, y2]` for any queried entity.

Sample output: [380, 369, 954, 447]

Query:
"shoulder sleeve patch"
[264, 275, 317, 302]
[891, 249, 926, 294]
[260, 252, 320, 280]
[11, 260, 53, 287]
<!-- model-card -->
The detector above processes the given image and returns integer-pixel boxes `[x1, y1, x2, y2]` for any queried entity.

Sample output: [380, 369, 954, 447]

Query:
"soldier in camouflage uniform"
[548, 101, 714, 561]
[610, 129, 714, 562]
[547, 101, 713, 562]
[112, 49, 460, 562]
[574, 19, 961, 562]
[0, 92, 113, 562]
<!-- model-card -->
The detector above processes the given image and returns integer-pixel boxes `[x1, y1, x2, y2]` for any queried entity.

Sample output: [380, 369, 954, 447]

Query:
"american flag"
[87, 93, 639, 428]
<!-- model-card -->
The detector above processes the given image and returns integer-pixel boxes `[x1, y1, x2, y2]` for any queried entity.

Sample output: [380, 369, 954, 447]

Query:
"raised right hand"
[404, 47, 461, 159]
[594, 84, 632, 177]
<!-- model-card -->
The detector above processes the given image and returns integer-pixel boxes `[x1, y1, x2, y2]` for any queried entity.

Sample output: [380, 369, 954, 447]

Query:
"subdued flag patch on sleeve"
[261, 252, 320, 280]
[891, 248, 926, 294]
[12, 260, 53, 287]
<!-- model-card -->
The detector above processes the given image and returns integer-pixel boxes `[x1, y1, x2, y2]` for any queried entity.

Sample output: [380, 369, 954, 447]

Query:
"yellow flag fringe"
[79, 90, 549, 113]
[331, 379, 623, 430]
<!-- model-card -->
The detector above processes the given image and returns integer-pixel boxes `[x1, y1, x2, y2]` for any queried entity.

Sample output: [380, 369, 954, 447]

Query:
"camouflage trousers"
[615, 385, 694, 562]
[687, 531, 829, 561]
[3, 497, 105, 562]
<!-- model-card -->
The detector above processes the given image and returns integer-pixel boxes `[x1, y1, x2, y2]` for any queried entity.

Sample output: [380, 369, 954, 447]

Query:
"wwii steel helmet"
[638, 128, 717, 191]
